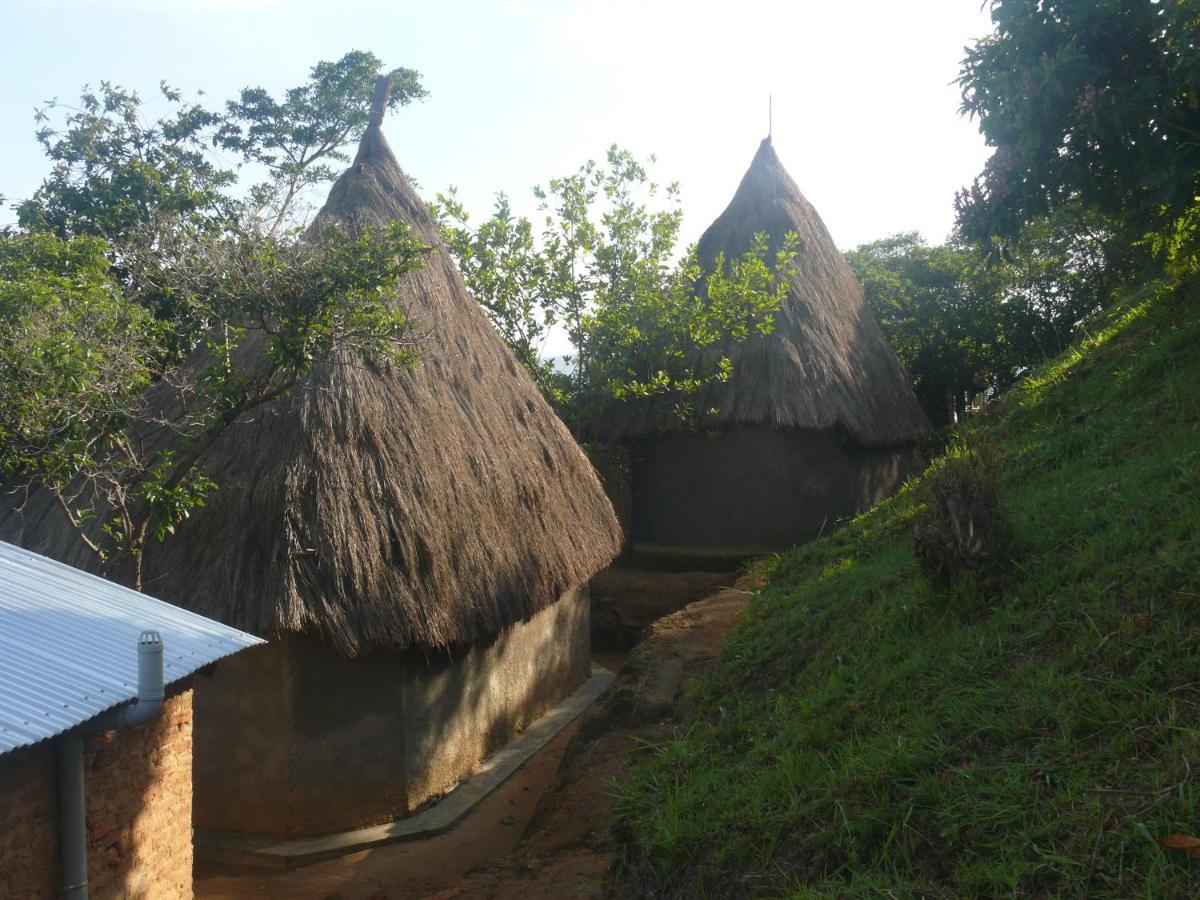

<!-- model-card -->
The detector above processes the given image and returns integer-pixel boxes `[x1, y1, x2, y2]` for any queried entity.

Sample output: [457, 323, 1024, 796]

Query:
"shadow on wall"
[81, 688, 193, 897]
[398, 584, 589, 801]
[192, 580, 590, 839]
[586, 446, 633, 559]
[630, 427, 928, 552]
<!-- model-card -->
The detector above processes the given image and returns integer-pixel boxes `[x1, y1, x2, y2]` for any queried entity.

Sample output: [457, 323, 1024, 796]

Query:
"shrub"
[912, 441, 1014, 597]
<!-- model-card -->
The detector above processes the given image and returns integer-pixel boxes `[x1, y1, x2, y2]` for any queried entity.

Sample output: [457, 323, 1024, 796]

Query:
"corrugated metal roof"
[0, 540, 264, 755]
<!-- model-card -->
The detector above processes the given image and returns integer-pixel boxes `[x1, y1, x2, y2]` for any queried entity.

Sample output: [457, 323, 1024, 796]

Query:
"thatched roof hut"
[0, 80, 622, 839]
[606, 137, 931, 562]
[606, 136, 931, 446]
[0, 82, 621, 659]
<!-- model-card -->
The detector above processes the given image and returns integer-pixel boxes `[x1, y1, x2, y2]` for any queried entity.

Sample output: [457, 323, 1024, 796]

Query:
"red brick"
[0, 689, 194, 899]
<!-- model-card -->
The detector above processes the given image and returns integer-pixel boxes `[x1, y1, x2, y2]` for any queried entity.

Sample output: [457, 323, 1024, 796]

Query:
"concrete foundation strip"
[194, 664, 615, 870]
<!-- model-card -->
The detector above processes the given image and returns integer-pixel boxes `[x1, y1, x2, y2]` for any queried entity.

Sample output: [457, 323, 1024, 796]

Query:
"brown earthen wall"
[631, 426, 927, 554]
[399, 583, 591, 813]
[0, 742, 57, 898]
[0, 689, 194, 899]
[193, 585, 591, 838]
[587, 445, 633, 558]
[191, 637, 295, 836]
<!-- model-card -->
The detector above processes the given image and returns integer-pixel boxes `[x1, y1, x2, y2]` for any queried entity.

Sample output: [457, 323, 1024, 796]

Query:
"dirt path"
[195, 717, 584, 899]
[438, 579, 753, 898]
[589, 568, 736, 650]
[194, 571, 751, 899]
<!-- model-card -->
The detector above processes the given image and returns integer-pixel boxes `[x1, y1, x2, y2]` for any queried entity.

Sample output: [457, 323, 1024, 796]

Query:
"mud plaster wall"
[587, 445, 633, 558]
[631, 426, 927, 552]
[0, 689, 194, 899]
[193, 585, 591, 838]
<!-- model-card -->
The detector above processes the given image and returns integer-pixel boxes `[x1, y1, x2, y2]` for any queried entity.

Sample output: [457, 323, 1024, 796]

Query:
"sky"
[2, 0, 996, 251]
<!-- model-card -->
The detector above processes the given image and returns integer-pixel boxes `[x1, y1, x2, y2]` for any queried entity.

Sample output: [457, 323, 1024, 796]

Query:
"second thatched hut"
[0, 81, 621, 838]
[601, 137, 932, 563]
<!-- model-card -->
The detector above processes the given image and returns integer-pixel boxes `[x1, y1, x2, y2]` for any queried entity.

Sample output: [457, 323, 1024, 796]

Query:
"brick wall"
[0, 688, 194, 899]
[0, 738, 57, 897]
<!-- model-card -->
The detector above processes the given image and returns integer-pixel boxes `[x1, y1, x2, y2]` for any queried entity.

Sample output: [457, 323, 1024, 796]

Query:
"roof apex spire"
[368, 74, 392, 129]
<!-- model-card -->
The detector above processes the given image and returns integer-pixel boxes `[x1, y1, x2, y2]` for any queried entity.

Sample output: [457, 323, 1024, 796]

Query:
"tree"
[990, 203, 1115, 358]
[0, 232, 156, 490]
[18, 51, 426, 241]
[4, 56, 432, 590]
[18, 81, 236, 240]
[848, 215, 1112, 427]
[0, 222, 428, 590]
[437, 146, 797, 435]
[219, 50, 427, 232]
[957, 0, 1200, 254]
[17, 54, 424, 361]
[848, 233, 1000, 426]
[437, 191, 565, 402]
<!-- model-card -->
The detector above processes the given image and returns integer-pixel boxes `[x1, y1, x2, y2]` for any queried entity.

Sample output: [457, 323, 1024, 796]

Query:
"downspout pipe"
[58, 631, 165, 900]
[57, 735, 87, 899]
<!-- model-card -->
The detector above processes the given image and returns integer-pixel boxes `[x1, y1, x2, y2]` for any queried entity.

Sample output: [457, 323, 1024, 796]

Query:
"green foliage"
[848, 210, 1113, 427]
[18, 81, 237, 239]
[0, 221, 428, 589]
[0, 232, 155, 484]
[995, 204, 1124, 351]
[437, 191, 566, 402]
[1147, 200, 1200, 278]
[219, 50, 427, 231]
[848, 233, 999, 426]
[615, 272, 1200, 896]
[957, 0, 1200, 253]
[137, 453, 217, 544]
[124, 219, 426, 378]
[437, 147, 797, 434]
[3, 53, 432, 588]
[17, 51, 422, 241]
[586, 231, 798, 417]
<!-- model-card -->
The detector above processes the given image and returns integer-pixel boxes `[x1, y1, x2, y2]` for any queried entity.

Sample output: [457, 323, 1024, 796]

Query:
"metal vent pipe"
[118, 631, 164, 729]
[58, 631, 165, 899]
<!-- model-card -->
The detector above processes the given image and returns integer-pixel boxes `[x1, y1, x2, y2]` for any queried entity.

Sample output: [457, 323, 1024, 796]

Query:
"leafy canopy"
[18, 81, 236, 239]
[848, 208, 1113, 427]
[219, 50, 427, 231]
[0, 223, 428, 589]
[16, 50, 426, 240]
[957, 0, 1200, 254]
[438, 146, 797, 436]
[0, 232, 156, 486]
[4, 54, 431, 589]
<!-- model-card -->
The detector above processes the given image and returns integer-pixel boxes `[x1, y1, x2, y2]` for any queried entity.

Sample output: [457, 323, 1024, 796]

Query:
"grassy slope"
[615, 275, 1200, 897]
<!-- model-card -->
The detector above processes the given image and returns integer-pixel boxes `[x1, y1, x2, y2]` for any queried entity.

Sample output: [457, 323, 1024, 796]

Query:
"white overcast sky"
[2, 0, 995, 250]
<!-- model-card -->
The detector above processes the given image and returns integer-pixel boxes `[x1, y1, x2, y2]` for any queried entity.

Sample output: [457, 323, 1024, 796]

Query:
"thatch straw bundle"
[0, 82, 621, 656]
[607, 137, 931, 447]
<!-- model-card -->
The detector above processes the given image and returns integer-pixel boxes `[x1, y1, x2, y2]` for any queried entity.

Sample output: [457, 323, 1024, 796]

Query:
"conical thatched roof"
[608, 137, 931, 447]
[0, 91, 621, 656]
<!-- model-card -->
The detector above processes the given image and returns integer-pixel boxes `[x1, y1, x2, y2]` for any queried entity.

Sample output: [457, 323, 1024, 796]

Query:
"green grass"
[614, 274, 1200, 897]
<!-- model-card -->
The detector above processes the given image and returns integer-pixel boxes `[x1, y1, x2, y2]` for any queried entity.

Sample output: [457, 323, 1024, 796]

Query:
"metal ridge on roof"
[0, 540, 264, 755]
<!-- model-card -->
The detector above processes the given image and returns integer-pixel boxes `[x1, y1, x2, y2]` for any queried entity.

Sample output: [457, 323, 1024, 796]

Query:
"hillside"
[615, 274, 1200, 897]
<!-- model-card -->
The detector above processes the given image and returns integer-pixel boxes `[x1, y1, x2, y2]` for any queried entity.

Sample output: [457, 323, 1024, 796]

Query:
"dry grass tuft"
[913, 442, 1015, 597]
